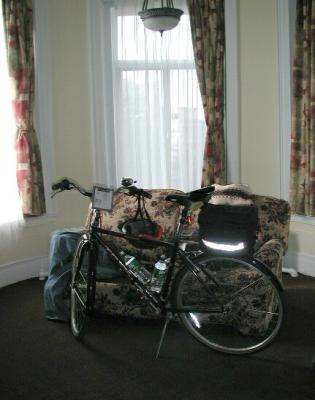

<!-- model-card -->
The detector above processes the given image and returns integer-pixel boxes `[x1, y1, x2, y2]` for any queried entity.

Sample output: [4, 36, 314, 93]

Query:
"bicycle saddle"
[165, 186, 215, 206]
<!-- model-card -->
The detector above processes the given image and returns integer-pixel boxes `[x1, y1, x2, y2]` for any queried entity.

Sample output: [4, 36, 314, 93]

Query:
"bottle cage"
[118, 192, 163, 248]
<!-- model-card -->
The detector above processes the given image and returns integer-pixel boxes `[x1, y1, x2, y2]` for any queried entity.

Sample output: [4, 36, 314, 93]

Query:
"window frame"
[25, 0, 55, 225]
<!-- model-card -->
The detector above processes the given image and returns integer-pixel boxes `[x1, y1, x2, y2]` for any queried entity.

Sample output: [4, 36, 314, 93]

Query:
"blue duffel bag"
[44, 229, 121, 321]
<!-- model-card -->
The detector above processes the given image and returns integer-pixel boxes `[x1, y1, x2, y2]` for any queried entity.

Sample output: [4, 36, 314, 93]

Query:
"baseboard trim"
[0, 256, 49, 289]
[284, 250, 315, 278]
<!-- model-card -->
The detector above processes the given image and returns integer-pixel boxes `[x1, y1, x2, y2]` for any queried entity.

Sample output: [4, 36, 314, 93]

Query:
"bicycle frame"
[86, 207, 225, 317]
[56, 178, 284, 355]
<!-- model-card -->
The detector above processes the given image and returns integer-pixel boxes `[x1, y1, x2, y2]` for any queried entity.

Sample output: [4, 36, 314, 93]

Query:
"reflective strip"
[202, 240, 245, 252]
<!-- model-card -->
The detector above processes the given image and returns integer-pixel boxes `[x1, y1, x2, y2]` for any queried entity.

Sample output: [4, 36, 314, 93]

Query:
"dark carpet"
[0, 274, 315, 400]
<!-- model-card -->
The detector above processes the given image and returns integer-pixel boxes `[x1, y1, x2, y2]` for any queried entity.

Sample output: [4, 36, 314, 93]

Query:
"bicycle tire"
[173, 256, 284, 355]
[70, 234, 96, 339]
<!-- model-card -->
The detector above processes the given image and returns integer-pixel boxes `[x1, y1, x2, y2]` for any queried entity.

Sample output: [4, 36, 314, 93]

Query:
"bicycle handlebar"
[51, 178, 92, 198]
[120, 185, 152, 199]
[51, 178, 71, 191]
[51, 177, 213, 204]
[51, 177, 151, 200]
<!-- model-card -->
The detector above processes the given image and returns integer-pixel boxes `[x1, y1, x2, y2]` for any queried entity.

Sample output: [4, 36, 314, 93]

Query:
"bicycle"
[51, 178, 284, 357]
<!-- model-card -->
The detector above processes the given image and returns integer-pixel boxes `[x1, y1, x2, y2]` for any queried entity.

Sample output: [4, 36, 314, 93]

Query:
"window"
[89, 0, 239, 189]
[92, 1, 206, 192]
[0, 1, 24, 232]
[114, 11, 206, 191]
[0, 0, 54, 228]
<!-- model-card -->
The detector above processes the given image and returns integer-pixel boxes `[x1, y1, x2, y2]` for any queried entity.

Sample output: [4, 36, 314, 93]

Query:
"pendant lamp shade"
[138, 1, 183, 35]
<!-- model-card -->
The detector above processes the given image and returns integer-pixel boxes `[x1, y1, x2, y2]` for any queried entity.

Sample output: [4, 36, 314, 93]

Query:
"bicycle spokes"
[174, 257, 283, 354]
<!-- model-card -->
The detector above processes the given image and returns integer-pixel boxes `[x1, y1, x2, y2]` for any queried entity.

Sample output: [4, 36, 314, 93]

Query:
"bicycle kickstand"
[155, 313, 172, 360]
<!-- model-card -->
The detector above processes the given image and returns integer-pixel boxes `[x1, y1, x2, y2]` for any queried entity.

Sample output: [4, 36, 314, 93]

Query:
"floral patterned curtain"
[187, 0, 225, 186]
[290, 0, 315, 216]
[2, 0, 45, 216]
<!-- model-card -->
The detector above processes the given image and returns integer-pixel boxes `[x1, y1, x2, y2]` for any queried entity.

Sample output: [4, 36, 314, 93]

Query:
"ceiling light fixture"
[138, 1, 183, 36]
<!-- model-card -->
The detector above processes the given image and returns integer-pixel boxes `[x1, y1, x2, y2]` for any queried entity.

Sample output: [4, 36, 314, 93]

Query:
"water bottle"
[120, 251, 151, 285]
[150, 255, 168, 293]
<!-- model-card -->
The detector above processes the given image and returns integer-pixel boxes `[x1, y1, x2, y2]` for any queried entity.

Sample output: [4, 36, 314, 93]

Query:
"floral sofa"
[84, 189, 291, 320]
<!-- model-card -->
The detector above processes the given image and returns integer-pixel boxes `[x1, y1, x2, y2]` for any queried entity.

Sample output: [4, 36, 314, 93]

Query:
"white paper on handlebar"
[92, 184, 114, 211]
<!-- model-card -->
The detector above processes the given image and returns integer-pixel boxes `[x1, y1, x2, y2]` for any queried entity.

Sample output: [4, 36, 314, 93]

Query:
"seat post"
[175, 205, 191, 238]
[92, 209, 101, 230]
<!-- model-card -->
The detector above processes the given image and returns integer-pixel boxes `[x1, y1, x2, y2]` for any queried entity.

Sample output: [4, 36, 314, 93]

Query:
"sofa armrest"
[254, 239, 284, 281]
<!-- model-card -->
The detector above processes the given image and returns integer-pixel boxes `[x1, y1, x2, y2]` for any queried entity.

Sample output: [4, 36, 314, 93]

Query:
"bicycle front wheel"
[70, 234, 96, 339]
[173, 256, 284, 355]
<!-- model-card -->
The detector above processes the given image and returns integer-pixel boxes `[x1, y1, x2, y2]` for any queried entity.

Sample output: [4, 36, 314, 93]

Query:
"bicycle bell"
[121, 177, 136, 187]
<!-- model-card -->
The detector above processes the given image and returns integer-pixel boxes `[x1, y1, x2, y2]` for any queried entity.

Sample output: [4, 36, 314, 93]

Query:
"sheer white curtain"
[0, 3, 24, 245]
[110, 0, 206, 191]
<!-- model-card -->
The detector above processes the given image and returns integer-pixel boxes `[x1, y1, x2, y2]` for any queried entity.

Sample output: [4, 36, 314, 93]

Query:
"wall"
[239, 0, 315, 276]
[1, 0, 315, 284]
[0, 0, 93, 278]
[239, 0, 280, 198]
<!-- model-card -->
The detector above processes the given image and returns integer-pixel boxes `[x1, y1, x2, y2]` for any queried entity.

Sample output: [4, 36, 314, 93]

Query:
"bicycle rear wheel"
[173, 256, 284, 355]
[70, 234, 96, 339]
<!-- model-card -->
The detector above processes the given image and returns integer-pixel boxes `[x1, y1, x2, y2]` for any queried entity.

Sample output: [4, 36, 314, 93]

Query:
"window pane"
[115, 70, 169, 187]
[112, 4, 207, 190]
[117, 15, 194, 62]
[170, 70, 206, 190]
[0, 4, 24, 232]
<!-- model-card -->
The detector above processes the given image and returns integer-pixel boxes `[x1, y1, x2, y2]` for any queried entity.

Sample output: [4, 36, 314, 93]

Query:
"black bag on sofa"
[118, 190, 163, 249]
[198, 204, 258, 256]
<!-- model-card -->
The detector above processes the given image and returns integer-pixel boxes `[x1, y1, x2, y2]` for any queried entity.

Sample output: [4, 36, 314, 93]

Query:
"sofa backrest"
[252, 195, 291, 252]
[86, 189, 183, 235]
[85, 189, 291, 260]
[85, 189, 184, 261]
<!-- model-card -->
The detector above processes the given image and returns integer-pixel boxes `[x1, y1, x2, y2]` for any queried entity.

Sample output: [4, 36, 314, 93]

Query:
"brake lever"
[51, 189, 61, 198]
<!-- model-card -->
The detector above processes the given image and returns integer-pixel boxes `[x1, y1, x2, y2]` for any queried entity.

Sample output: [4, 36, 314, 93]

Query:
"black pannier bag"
[198, 204, 259, 256]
